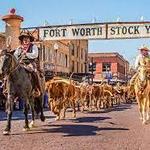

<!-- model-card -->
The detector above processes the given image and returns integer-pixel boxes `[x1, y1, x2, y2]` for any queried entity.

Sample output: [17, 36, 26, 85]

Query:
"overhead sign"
[39, 22, 150, 40]
[39, 24, 106, 40]
[108, 23, 150, 39]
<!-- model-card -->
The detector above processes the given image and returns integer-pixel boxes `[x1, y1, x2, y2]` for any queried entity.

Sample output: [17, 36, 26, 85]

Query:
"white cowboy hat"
[138, 45, 150, 51]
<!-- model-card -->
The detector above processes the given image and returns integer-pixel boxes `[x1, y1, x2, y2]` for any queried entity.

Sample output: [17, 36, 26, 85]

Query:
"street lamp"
[54, 43, 59, 75]
[89, 57, 94, 84]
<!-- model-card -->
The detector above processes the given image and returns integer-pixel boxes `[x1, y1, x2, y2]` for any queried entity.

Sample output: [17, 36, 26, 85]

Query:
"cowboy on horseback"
[14, 32, 42, 94]
[0, 34, 46, 135]
[130, 45, 150, 91]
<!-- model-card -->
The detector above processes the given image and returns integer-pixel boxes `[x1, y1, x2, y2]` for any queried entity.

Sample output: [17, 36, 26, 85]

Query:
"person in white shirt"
[14, 32, 42, 93]
[130, 45, 150, 89]
[14, 32, 39, 70]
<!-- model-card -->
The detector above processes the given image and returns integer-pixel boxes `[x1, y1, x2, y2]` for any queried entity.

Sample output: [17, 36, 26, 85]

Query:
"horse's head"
[0, 50, 17, 76]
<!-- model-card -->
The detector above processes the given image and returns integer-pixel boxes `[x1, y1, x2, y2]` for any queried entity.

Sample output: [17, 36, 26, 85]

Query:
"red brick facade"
[88, 53, 129, 81]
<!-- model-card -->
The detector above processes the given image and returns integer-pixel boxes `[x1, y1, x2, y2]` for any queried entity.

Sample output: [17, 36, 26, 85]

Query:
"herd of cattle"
[0, 76, 136, 120]
[45, 77, 135, 120]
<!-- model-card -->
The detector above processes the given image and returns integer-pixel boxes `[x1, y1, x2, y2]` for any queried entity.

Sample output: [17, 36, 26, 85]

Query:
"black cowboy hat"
[18, 32, 34, 42]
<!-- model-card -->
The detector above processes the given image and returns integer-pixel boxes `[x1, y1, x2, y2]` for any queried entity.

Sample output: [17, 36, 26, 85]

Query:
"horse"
[134, 58, 150, 124]
[0, 50, 45, 135]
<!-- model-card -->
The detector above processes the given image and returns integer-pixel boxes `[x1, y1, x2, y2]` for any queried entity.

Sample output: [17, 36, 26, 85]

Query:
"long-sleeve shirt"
[135, 54, 143, 70]
[135, 54, 150, 69]
[14, 44, 39, 60]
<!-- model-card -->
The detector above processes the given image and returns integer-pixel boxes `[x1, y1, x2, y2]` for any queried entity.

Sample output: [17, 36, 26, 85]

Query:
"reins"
[5, 53, 21, 76]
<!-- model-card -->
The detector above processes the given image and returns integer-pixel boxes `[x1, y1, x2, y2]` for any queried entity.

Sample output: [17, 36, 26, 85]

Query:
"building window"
[77, 46, 79, 58]
[49, 48, 52, 62]
[65, 54, 68, 67]
[117, 64, 125, 74]
[102, 63, 111, 72]
[81, 64, 83, 72]
[42, 45, 46, 61]
[71, 44, 75, 56]
[81, 48, 83, 59]
[77, 62, 79, 73]
[72, 61, 74, 72]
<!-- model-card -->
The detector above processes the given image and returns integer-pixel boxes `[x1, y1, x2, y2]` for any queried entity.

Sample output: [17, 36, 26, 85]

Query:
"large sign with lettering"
[39, 22, 150, 40]
[40, 24, 106, 40]
[108, 23, 150, 39]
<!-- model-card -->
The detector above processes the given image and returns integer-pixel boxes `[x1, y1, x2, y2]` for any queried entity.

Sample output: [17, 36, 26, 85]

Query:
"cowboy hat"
[138, 45, 150, 51]
[18, 32, 34, 42]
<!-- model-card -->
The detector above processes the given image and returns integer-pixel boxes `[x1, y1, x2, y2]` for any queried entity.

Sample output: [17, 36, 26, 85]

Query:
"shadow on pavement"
[82, 103, 133, 114]
[71, 116, 111, 123]
[11, 124, 129, 137]
[98, 103, 133, 114]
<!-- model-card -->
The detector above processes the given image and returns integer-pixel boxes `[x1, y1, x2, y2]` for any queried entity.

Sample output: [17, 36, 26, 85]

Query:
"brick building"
[0, 9, 88, 78]
[36, 39, 88, 76]
[88, 52, 129, 81]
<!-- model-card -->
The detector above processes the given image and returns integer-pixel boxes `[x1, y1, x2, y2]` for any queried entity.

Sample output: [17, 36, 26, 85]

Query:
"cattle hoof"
[40, 115, 45, 122]
[23, 127, 30, 131]
[29, 121, 37, 128]
[29, 124, 37, 128]
[139, 117, 143, 120]
[142, 120, 148, 125]
[73, 115, 76, 118]
[3, 130, 10, 135]
[55, 116, 60, 121]
[61, 117, 65, 120]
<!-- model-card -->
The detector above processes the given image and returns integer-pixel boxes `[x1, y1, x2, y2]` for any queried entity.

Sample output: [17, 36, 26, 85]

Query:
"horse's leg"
[142, 97, 147, 124]
[29, 97, 36, 128]
[3, 95, 14, 135]
[23, 103, 30, 131]
[145, 95, 150, 122]
[39, 94, 45, 122]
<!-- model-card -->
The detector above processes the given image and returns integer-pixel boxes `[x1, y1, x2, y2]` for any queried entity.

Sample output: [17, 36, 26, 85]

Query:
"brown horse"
[134, 58, 150, 124]
[0, 50, 45, 135]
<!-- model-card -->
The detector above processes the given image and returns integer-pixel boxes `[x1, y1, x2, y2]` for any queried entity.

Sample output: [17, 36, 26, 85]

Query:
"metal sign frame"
[21, 21, 150, 41]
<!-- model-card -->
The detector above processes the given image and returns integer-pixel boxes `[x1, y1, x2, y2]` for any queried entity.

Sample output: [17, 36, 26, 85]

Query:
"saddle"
[23, 66, 42, 96]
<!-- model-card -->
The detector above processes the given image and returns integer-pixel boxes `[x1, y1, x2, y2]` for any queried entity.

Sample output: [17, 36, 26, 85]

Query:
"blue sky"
[0, 0, 150, 65]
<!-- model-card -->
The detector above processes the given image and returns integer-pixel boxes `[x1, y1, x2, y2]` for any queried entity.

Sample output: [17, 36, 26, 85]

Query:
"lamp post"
[89, 57, 94, 84]
[54, 43, 59, 75]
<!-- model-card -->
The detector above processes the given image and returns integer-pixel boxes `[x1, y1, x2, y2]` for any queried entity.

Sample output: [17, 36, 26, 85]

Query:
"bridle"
[2, 53, 20, 76]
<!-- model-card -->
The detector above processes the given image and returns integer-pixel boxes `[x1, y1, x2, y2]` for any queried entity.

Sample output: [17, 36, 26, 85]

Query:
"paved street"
[0, 103, 150, 150]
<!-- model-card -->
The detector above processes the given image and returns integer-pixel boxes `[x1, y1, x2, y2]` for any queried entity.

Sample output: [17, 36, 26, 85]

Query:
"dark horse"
[0, 50, 45, 135]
